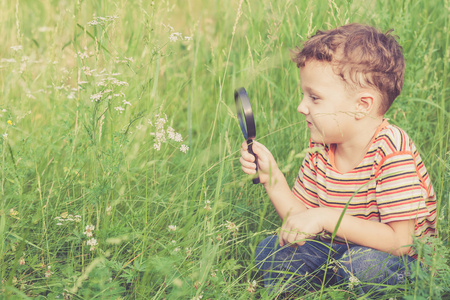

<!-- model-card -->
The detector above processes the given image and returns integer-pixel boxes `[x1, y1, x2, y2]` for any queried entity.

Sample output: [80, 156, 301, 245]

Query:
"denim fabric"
[255, 235, 417, 295]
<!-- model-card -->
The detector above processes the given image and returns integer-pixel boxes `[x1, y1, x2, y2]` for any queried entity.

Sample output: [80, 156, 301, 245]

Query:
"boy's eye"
[310, 95, 319, 101]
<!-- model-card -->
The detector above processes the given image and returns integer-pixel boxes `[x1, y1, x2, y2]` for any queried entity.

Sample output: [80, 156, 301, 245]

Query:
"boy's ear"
[355, 91, 377, 119]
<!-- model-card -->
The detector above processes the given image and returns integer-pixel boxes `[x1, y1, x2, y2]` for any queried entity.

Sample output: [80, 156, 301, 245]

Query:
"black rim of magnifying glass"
[235, 87, 259, 184]
[234, 88, 256, 140]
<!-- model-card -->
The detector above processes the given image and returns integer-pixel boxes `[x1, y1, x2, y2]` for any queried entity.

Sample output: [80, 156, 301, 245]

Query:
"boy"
[239, 23, 436, 294]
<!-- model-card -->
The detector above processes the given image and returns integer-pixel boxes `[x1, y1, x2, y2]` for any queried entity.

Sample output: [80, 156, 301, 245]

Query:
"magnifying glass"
[235, 87, 260, 184]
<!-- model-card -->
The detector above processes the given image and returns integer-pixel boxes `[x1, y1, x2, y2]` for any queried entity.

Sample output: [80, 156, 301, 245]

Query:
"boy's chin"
[309, 134, 328, 145]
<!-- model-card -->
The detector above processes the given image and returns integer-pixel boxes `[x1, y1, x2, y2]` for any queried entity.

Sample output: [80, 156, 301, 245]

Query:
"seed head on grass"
[87, 15, 119, 27]
[44, 266, 53, 278]
[203, 200, 211, 211]
[246, 280, 257, 293]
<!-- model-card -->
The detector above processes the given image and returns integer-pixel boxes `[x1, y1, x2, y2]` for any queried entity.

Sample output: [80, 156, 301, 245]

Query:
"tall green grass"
[0, 0, 448, 298]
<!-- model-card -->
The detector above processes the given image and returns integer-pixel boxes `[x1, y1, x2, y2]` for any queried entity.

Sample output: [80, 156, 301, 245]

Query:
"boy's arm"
[280, 208, 414, 256]
[240, 141, 307, 219]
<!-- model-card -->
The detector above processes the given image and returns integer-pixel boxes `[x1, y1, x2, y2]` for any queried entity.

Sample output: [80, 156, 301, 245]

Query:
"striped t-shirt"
[292, 120, 437, 255]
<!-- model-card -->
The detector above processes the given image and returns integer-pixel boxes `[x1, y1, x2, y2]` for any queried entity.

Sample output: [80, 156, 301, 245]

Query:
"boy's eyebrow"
[301, 85, 322, 95]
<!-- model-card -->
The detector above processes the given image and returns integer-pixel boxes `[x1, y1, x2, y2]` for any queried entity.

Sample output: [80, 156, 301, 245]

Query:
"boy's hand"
[278, 208, 324, 247]
[239, 140, 280, 186]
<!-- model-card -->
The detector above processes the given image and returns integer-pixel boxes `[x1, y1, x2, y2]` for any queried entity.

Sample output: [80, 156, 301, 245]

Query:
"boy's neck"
[333, 117, 385, 173]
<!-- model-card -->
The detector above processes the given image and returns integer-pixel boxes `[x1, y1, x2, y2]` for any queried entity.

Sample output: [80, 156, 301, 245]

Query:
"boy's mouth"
[306, 121, 313, 128]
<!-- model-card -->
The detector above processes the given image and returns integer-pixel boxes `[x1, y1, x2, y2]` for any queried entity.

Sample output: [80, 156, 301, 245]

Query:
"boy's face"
[298, 60, 359, 144]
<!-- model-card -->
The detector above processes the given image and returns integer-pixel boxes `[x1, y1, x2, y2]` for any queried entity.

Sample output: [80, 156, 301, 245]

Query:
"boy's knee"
[255, 235, 279, 264]
[335, 247, 414, 285]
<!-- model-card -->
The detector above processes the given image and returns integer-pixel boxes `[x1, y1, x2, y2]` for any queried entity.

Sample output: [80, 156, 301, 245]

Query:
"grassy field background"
[0, 0, 449, 299]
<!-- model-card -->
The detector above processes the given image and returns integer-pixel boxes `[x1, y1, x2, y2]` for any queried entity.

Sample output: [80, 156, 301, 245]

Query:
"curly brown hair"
[291, 23, 405, 114]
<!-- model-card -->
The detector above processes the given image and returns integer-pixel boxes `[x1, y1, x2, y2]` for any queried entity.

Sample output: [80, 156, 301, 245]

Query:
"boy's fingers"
[240, 149, 256, 163]
[241, 165, 257, 175]
[279, 227, 289, 246]
[240, 157, 256, 170]
[241, 140, 248, 151]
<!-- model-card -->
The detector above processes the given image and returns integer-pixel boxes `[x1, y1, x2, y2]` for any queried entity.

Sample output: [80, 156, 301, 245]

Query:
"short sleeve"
[292, 151, 320, 209]
[375, 153, 429, 223]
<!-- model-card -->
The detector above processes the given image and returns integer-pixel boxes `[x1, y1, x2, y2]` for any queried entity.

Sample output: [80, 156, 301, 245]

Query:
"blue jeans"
[255, 235, 417, 295]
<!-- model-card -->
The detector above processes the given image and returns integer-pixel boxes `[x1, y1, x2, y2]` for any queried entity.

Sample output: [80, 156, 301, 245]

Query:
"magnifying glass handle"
[247, 139, 260, 184]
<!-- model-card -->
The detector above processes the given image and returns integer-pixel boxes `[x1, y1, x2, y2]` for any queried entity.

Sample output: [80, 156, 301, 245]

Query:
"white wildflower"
[122, 100, 131, 106]
[174, 133, 183, 142]
[153, 142, 161, 151]
[167, 127, 175, 140]
[10, 45, 22, 51]
[106, 206, 112, 216]
[348, 275, 360, 290]
[155, 131, 166, 143]
[184, 36, 193, 41]
[90, 92, 103, 102]
[77, 51, 89, 59]
[2, 133, 7, 139]
[87, 238, 98, 251]
[203, 200, 211, 211]
[56, 222, 63, 226]
[81, 66, 95, 76]
[169, 32, 183, 42]
[74, 215, 81, 222]
[114, 106, 125, 113]
[83, 224, 95, 237]
[1, 58, 16, 63]
[88, 15, 119, 26]
[180, 144, 189, 153]
[155, 116, 167, 129]
[168, 225, 177, 231]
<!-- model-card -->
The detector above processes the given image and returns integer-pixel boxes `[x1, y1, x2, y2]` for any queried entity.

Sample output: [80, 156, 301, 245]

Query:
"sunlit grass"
[0, 0, 448, 299]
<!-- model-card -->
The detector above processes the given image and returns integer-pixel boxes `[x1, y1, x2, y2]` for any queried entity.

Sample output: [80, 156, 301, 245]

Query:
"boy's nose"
[297, 99, 309, 115]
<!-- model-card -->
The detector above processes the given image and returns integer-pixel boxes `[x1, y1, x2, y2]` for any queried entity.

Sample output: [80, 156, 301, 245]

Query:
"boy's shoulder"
[373, 121, 417, 157]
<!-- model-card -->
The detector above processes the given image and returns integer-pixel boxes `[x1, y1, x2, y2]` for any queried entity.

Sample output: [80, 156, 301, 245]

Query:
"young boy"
[240, 23, 436, 295]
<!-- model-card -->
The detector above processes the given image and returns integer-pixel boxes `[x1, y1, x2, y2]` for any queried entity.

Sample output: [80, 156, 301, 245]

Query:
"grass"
[0, 0, 449, 299]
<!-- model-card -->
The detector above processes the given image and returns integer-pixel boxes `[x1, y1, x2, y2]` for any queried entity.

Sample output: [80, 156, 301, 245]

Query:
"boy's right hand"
[240, 140, 280, 186]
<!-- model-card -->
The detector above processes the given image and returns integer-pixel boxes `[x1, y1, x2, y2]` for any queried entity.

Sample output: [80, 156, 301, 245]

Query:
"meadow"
[0, 0, 449, 299]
